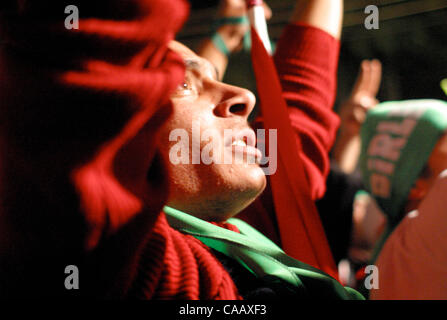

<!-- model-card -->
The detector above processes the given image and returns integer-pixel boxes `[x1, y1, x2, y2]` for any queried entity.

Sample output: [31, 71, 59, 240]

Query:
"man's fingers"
[368, 59, 382, 97]
[263, 2, 273, 20]
[351, 59, 382, 99]
[222, 0, 272, 20]
[352, 60, 372, 95]
[220, 0, 246, 16]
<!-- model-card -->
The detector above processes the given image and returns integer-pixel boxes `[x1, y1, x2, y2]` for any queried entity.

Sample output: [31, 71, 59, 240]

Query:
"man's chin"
[167, 180, 266, 223]
[164, 161, 267, 222]
[216, 178, 267, 221]
[238, 165, 267, 197]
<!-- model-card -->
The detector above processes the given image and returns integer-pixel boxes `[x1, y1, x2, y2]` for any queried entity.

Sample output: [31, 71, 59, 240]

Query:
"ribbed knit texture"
[128, 214, 242, 300]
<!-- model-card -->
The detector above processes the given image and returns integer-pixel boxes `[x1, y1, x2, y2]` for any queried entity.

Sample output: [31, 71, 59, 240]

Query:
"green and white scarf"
[164, 206, 363, 300]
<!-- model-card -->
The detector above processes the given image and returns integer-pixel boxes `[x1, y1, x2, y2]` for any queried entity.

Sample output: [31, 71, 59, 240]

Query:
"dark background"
[178, 0, 447, 111]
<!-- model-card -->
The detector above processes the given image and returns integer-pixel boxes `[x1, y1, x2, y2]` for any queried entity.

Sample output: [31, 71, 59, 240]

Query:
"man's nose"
[212, 82, 256, 119]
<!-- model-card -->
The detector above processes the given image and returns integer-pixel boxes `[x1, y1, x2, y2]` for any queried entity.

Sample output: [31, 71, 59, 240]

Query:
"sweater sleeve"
[271, 23, 340, 200]
[0, 0, 188, 298]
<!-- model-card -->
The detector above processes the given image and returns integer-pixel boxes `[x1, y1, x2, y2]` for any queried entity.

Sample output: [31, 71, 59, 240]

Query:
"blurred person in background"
[359, 98, 447, 299]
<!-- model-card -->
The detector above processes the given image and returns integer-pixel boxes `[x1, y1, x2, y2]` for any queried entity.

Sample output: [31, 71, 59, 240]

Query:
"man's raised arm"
[272, 0, 343, 199]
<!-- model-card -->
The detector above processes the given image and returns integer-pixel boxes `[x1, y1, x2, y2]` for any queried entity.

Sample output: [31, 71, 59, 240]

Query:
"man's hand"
[197, 0, 271, 80]
[339, 59, 382, 136]
[217, 0, 272, 53]
[333, 59, 382, 173]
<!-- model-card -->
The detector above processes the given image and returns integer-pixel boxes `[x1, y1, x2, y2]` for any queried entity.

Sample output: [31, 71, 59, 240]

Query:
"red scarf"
[250, 25, 339, 280]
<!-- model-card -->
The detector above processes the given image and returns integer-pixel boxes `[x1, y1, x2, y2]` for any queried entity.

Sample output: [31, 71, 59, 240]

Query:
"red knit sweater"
[0, 0, 189, 298]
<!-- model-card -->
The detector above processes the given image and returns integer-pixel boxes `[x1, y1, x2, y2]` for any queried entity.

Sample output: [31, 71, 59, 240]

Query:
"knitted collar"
[163, 206, 363, 300]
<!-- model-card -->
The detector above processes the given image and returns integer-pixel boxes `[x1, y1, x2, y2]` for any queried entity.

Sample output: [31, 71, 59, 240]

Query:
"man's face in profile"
[157, 41, 266, 221]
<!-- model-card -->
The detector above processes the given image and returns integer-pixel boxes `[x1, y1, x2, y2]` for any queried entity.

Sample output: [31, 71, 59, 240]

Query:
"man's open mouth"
[225, 128, 263, 164]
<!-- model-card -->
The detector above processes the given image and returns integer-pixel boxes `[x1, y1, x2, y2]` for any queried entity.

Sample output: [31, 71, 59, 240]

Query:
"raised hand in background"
[197, 0, 271, 80]
[333, 59, 382, 174]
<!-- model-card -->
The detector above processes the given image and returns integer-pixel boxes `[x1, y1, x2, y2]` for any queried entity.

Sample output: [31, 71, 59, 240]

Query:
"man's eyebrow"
[184, 58, 219, 80]
[184, 58, 201, 71]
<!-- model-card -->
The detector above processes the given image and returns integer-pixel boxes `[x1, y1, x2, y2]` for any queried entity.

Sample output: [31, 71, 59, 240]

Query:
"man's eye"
[174, 80, 194, 95]
[179, 82, 191, 90]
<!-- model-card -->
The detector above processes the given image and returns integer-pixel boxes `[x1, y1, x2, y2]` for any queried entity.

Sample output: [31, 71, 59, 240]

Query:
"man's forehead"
[169, 40, 196, 57]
